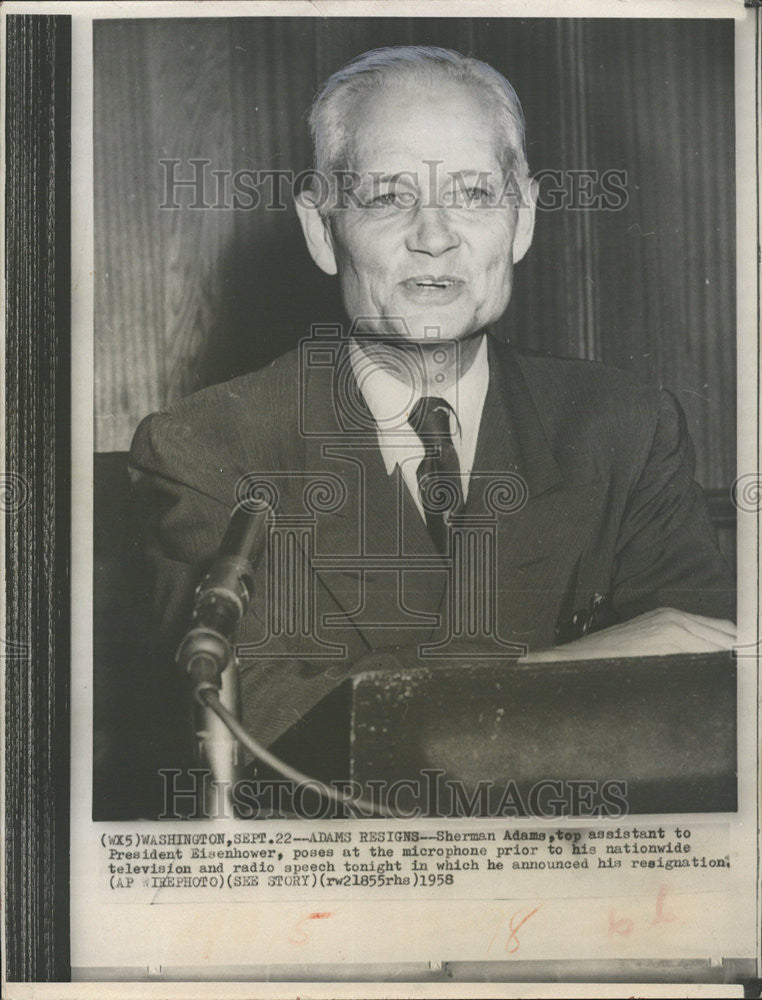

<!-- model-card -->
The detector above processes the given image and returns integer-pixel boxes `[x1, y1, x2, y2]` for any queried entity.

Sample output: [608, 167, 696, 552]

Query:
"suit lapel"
[465, 338, 602, 651]
[470, 337, 563, 502]
[293, 334, 600, 658]
[299, 341, 447, 654]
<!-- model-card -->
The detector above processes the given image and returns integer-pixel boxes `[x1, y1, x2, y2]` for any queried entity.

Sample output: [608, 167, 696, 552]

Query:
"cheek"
[479, 244, 514, 295]
[334, 215, 397, 267]
[341, 252, 395, 304]
[336, 246, 369, 290]
[469, 217, 517, 269]
[335, 249, 387, 313]
[473, 237, 515, 314]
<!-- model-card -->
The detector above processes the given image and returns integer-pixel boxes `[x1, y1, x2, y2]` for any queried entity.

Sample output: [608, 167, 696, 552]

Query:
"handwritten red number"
[651, 884, 676, 925]
[608, 908, 634, 937]
[504, 905, 541, 954]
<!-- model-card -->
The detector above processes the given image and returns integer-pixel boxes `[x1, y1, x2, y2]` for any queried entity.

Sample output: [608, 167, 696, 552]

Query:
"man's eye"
[451, 187, 495, 207]
[367, 190, 416, 209]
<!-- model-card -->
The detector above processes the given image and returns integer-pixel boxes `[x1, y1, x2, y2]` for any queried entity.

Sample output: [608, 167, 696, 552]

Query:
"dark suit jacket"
[129, 335, 734, 750]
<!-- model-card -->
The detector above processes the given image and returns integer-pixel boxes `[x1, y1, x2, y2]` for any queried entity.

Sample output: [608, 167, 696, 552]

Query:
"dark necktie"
[408, 396, 464, 553]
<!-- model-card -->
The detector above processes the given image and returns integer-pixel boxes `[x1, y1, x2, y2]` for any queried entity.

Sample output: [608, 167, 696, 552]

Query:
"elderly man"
[130, 46, 734, 755]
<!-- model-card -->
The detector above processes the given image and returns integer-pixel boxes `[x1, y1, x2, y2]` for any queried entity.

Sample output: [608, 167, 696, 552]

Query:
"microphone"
[175, 500, 271, 702]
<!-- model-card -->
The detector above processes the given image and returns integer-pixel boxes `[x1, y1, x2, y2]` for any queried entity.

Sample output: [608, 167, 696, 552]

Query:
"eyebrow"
[447, 168, 501, 180]
[363, 168, 501, 185]
[364, 172, 419, 185]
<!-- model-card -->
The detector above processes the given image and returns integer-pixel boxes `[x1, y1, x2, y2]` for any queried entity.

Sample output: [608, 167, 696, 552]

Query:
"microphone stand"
[194, 650, 240, 820]
[175, 502, 270, 820]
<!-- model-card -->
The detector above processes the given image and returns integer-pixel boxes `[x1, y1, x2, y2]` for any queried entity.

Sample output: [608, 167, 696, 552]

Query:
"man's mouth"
[405, 275, 462, 290]
[400, 275, 465, 300]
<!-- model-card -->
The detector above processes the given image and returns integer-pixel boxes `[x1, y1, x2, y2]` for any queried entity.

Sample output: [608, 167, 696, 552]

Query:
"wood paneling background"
[94, 17, 735, 493]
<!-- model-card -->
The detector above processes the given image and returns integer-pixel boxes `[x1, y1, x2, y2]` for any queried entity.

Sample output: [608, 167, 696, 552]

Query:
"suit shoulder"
[130, 349, 301, 475]
[511, 348, 661, 413]
[502, 346, 671, 470]
[513, 349, 648, 390]
[167, 349, 299, 421]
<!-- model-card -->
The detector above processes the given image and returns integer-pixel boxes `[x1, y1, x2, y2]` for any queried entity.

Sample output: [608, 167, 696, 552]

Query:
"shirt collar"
[349, 335, 490, 476]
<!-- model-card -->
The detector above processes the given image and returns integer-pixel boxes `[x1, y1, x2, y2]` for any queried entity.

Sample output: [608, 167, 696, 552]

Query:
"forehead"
[346, 78, 503, 175]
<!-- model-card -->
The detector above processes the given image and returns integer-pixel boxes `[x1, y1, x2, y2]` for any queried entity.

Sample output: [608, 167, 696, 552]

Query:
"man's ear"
[294, 191, 338, 276]
[512, 175, 539, 264]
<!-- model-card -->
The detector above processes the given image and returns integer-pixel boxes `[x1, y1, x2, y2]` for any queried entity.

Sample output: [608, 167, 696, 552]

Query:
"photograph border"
[3, 2, 761, 992]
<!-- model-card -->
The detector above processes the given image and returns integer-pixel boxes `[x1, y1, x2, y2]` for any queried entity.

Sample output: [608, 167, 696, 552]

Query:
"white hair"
[308, 45, 529, 188]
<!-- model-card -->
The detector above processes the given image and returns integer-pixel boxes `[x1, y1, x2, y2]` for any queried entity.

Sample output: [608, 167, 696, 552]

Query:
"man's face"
[299, 79, 535, 343]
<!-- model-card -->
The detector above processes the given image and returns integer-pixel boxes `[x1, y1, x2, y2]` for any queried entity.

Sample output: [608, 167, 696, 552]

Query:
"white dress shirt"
[348, 335, 490, 520]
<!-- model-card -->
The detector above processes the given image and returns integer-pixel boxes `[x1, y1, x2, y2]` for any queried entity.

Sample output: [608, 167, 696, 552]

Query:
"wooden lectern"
[267, 650, 737, 816]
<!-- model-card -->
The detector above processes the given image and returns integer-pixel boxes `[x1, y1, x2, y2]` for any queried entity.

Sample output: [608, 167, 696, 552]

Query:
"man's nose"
[406, 205, 461, 256]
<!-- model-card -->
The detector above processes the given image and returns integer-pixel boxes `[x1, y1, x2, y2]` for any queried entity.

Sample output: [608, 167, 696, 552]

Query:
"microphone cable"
[176, 500, 396, 819]
[199, 687, 394, 819]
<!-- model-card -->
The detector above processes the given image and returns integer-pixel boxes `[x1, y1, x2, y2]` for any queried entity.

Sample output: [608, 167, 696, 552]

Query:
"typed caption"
[101, 821, 732, 903]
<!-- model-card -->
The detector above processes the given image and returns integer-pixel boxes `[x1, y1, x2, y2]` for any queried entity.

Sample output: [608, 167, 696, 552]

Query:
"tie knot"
[408, 396, 454, 443]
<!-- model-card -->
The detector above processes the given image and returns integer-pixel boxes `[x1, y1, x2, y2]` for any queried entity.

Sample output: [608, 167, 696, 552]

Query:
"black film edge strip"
[5, 12, 72, 983]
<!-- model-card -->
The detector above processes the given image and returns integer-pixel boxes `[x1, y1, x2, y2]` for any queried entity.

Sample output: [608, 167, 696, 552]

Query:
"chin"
[406, 326, 480, 344]
[397, 315, 478, 344]
[350, 308, 481, 344]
